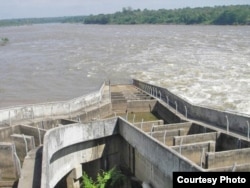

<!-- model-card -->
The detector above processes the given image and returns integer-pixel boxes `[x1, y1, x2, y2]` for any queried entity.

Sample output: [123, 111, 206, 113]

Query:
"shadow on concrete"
[32, 146, 43, 188]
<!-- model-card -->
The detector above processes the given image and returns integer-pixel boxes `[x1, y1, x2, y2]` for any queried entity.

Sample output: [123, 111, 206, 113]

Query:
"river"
[0, 24, 249, 115]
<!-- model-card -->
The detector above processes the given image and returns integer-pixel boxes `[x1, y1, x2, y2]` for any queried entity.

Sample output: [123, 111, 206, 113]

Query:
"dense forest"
[0, 5, 249, 27]
[84, 5, 250, 25]
[0, 16, 83, 27]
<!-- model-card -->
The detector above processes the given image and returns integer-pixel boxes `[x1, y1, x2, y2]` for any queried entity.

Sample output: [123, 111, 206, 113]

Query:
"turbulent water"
[0, 24, 249, 115]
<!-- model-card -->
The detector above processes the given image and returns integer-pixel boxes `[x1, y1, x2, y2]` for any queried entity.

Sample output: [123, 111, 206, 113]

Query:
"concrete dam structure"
[0, 79, 250, 188]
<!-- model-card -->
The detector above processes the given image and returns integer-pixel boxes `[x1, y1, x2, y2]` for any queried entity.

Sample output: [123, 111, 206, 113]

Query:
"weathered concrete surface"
[41, 118, 118, 188]
[118, 117, 203, 188]
[0, 143, 18, 180]
[133, 120, 164, 132]
[151, 129, 185, 146]
[1, 81, 250, 188]
[206, 147, 250, 169]
[171, 141, 216, 166]
[66, 165, 82, 188]
[11, 134, 35, 164]
[18, 146, 42, 188]
[152, 122, 192, 135]
[173, 132, 218, 146]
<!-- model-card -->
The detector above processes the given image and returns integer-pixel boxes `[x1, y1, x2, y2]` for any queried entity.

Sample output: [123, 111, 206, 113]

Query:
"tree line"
[0, 16, 86, 27]
[83, 5, 250, 25]
[0, 5, 249, 27]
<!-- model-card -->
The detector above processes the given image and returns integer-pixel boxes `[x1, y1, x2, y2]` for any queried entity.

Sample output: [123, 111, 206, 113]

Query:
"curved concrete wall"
[0, 82, 106, 127]
[41, 117, 118, 188]
[133, 79, 250, 138]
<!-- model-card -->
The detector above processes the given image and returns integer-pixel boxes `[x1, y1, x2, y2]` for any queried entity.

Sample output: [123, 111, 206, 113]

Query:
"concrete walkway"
[18, 146, 43, 188]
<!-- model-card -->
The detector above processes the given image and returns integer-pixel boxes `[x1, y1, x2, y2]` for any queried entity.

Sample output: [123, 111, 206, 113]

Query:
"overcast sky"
[1, 0, 249, 19]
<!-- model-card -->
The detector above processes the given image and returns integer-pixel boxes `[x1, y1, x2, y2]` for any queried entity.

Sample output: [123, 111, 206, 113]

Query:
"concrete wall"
[112, 99, 156, 113]
[152, 101, 181, 124]
[173, 132, 218, 145]
[133, 79, 250, 138]
[0, 82, 107, 127]
[171, 141, 216, 166]
[133, 120, 164, 132]
[0, 126, 21, 143]
[11, 134, 35, 164]
[216, 133, 250, 151]
[151, 129, 185, 146]
[206, 148, 250, 169]
[41, 117, 118, 188]
[118, 117, 203, 188]
[0, 143, 18, 180]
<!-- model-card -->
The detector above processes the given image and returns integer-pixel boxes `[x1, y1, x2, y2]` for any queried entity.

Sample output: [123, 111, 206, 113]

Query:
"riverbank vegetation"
[84, 5, 250, 25]
[0, 5, 249, 27]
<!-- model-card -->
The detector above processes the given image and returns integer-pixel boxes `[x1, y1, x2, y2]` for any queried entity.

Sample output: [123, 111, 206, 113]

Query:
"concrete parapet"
[133, 79, 250, 138]
[151, 129, 185, 146]
[133, 120, 164, 132]
[0, 126, 21, 143]
[153, 122, 192, 135]
[205, 147, 250, 169]
[11, 134, 35, 164]
[171, 141, 216, 166]
[173, 132, 218, 146]
[206, 163, 250, 172]
[19, 125, 46, 147]
[0, 82, 107, 128]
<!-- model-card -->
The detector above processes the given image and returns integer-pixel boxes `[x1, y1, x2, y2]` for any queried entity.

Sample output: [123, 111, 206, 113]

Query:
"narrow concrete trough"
[171, 141, 216, 166]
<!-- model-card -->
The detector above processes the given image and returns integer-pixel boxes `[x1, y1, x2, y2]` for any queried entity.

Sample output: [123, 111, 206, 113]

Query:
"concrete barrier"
[118, 117, 203, 188]
[151, 129, 185, 146]
[173, 132, 218, 145]
[133, 79, 250, 137]
[0, 143, 18, 180]
[206, 147, 250, 169]
[133, 120, 164, 132]
[11, 134, 35, 164]
[0, 82, 107, 128]
[171, 141, 216, 166]
[152, 122, 192, 136]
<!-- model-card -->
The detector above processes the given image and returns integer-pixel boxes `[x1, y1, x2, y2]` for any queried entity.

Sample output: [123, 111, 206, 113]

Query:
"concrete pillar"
[66, 165, 82, 188]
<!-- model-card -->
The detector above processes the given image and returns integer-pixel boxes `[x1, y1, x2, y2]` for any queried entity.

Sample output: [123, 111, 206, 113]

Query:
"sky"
[0, 0, 249, 20]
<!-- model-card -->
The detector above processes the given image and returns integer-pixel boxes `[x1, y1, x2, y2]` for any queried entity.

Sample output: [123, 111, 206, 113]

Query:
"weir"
[0, 79, 249, 188]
